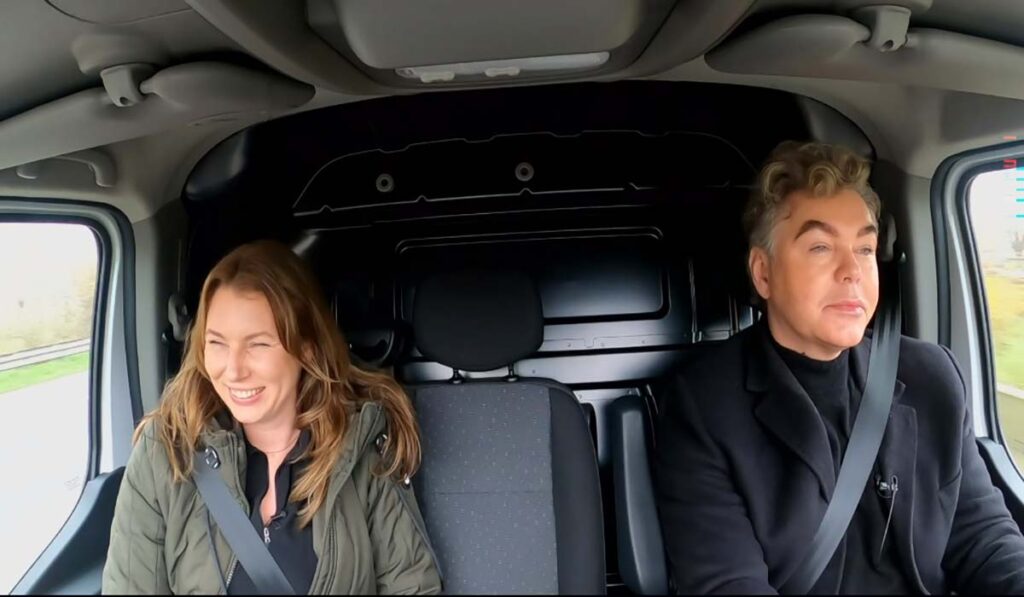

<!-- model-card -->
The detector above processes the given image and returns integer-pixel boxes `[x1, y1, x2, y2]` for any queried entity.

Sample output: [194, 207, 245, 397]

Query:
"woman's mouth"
[228, 386, 265, 403]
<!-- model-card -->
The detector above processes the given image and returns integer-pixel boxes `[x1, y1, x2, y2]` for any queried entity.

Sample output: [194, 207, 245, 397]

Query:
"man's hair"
[742, 140, 881, 256]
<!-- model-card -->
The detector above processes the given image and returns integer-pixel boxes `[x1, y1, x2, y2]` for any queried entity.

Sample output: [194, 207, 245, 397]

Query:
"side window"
[0, 222, 99, 593]
[968, 168, 1024, 466]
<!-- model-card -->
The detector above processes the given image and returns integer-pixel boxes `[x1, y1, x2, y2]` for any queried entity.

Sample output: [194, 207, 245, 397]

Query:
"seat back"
[407, 270, 605, 594]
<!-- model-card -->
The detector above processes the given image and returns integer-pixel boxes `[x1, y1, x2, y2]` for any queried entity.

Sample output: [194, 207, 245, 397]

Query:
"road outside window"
[969, 169, 1024, 466]
[0, 223, 97, 593]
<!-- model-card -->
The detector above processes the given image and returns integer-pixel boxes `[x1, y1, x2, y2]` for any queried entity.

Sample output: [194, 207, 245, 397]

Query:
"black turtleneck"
[771, 335, 914, 594]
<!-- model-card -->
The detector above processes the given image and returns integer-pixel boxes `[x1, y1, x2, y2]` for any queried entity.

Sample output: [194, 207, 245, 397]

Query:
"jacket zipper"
[225, 559, 238, 590]
[262, 509, 286, 545]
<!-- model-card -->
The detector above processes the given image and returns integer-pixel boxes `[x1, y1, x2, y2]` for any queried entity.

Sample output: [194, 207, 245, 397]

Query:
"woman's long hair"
[135, 240, 421, 527]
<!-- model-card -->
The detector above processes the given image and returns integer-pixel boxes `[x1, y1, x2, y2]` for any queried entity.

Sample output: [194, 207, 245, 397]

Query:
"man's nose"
[837, 248, 862, 283]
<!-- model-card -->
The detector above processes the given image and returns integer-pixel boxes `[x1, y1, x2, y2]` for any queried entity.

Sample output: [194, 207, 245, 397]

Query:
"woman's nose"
[224, 347, 248, 380]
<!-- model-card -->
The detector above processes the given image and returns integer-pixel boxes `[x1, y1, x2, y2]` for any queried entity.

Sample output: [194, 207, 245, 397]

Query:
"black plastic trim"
[931, 154, 955, 346]
[111, 207, 142, 426]
[978, 439, 1024, 523]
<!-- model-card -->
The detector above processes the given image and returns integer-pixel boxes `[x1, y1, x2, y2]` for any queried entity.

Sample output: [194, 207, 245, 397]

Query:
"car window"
[0, 222, 98, 593]
[969, 168, 1024, 466]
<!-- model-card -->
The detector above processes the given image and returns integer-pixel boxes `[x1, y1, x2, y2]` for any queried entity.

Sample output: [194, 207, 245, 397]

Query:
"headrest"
[878, 211, 899, 263]
[413, 270, 544, 372]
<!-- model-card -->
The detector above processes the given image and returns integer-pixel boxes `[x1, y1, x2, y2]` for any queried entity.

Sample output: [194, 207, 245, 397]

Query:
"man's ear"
[748, 247, 771, 301]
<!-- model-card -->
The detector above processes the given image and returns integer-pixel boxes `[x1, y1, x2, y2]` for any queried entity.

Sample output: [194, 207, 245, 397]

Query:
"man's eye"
[810, 245, 829, 253]
[859, 247, 877, 256]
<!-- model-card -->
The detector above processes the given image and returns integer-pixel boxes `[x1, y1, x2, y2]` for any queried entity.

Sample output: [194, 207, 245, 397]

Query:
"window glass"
[0, 222, 98, 592]
[969, 168, 1024, 465]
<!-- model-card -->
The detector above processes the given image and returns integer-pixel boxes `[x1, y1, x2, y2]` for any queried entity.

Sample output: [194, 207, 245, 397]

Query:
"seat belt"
[781, 266, 902, 594]
[192, 448, 296, 595]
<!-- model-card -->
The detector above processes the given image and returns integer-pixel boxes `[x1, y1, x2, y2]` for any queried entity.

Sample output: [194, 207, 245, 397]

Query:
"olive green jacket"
[102, 403, 442, 594]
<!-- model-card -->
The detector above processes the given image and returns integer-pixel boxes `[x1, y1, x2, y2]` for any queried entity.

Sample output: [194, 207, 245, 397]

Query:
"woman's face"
[203, 285, 303, 430]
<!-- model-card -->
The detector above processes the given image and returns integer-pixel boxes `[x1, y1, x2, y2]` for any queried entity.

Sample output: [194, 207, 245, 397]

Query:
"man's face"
[749, 188, 880, 360]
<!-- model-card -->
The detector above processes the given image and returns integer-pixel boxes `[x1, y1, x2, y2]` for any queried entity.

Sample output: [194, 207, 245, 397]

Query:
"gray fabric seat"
[405, 269, 606, 595]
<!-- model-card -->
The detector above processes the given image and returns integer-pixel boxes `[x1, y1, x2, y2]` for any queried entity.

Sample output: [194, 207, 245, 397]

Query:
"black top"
[228, 429, 318, 595]
[772, 337, 913, 594]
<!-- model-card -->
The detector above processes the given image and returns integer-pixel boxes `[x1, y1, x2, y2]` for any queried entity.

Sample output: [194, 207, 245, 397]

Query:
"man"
[654, 141, 1024, 594]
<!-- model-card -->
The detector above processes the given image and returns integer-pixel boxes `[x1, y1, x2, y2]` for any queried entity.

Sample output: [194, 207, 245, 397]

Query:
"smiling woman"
[101, 240, 442, 595]
[203, 287, 305, 439]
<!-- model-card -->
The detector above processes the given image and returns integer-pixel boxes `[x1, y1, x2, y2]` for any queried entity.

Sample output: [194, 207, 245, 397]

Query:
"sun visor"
[706, 13, 1024, 102]
[0, 62, 314, 172]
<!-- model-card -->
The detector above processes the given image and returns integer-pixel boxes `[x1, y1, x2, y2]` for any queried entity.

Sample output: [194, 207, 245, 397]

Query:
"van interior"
[3, 0, 1024, 594]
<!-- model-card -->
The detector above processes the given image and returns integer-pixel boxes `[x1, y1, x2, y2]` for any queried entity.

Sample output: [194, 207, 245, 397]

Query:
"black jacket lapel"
[852, 329, 927, 593]
[877, 400, 928, 593]
[748, 323, 837, 501]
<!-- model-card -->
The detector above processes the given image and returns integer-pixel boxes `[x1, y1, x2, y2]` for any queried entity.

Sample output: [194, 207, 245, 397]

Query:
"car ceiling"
[1, 0, 1023, 222]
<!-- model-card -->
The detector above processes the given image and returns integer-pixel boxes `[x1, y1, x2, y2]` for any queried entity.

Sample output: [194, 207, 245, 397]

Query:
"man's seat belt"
[780, 257, 903, 594]
[192, 448, 297, 595]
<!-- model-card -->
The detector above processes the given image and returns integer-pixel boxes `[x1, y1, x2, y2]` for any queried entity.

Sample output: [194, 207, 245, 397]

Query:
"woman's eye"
[251, 343, 270, 348]
[207, 339, 224, 346]
[810, 245, 829, 253]
[859, 246, 877, 256]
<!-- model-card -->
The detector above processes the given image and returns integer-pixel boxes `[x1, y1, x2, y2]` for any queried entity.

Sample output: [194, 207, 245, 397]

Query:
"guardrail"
[1000, 383, 1024, 401]
[0, 339, 90, 373]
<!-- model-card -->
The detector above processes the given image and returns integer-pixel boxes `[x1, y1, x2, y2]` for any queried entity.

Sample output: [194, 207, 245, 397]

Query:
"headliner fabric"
[412, 382, 559, 594]
[412, 270, 543, 372]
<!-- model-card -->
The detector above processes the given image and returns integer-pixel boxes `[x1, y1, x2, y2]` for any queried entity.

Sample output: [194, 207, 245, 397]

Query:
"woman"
[102, 240, 441, 594]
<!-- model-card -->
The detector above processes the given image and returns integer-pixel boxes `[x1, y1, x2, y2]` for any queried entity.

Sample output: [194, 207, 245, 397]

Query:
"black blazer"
[654, 320, 1024, 594]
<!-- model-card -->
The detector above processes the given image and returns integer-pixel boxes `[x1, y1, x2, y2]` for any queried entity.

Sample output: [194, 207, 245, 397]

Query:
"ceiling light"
[395, 52, 610, 83]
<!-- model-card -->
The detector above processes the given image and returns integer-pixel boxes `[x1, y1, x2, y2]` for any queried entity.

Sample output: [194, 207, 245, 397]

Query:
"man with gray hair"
[654, 141, 1024, 594]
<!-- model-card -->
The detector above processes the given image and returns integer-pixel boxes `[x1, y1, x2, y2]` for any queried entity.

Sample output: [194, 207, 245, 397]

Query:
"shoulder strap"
[192, 448, 296, 596]
[781, 279, 902, 594]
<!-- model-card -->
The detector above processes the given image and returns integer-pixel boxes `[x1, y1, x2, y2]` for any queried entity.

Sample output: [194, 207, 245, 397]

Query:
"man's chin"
[819, 324, 868, 350]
